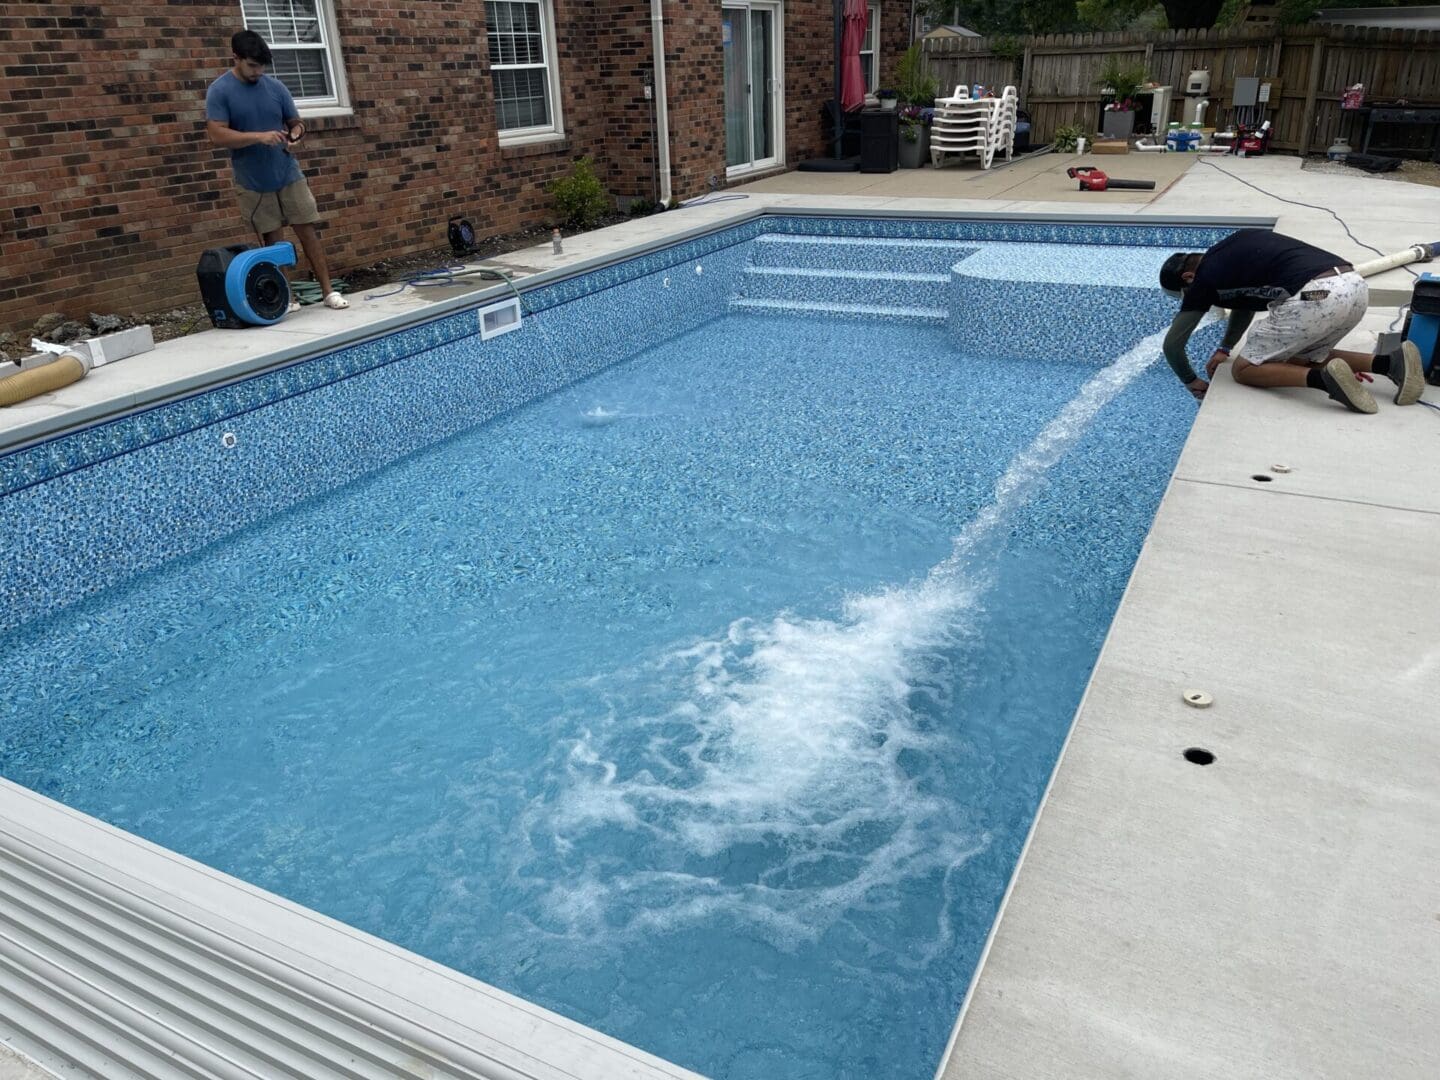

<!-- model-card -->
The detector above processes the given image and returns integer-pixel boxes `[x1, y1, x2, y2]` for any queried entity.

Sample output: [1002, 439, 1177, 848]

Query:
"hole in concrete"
[1251, 474, 1273, 483]
[1183, 747, 1216, 766]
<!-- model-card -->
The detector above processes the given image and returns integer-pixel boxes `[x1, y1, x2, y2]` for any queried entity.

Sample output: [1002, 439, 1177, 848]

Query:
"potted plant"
[1095, 54, 1147, 140]
[877, 88, 898, 111]
[898, 105, 933, 168]
[895, 45, 939, 109]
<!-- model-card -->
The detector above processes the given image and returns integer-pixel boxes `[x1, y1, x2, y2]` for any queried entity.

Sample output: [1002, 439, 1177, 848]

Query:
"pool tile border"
[1, 215, 1236, 500]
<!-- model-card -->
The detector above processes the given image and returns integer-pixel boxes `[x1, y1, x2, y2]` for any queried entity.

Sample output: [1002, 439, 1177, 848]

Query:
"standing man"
[205, 29, 349, 311]
[1159, 229, 1421, 412]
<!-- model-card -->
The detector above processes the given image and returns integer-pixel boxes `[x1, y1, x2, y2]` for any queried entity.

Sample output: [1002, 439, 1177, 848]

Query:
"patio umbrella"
[798, 0, 862, 169]
[839, 0, 869, 113]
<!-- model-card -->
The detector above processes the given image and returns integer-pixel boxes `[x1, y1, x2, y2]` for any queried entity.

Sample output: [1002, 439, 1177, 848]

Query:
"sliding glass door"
[723, 2, 783, 174]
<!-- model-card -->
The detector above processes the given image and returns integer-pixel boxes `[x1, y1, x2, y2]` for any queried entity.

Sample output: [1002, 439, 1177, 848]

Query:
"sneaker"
[323, 290, 350, 310]
[1321, 357, 1378, 414]
[1383, 340, 1424, 405]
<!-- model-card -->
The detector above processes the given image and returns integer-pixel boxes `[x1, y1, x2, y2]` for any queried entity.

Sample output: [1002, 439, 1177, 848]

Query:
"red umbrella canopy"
[840, 0, 869, 113]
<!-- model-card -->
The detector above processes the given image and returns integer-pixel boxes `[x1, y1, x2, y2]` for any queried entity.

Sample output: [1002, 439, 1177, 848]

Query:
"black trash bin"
[859, 109, 898, 173]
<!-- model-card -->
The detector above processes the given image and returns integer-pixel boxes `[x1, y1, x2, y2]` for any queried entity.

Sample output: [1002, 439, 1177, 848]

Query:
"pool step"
[739, 265, 948, 309]
[750, 233, 977, 276]
[729, 296, 948, 324]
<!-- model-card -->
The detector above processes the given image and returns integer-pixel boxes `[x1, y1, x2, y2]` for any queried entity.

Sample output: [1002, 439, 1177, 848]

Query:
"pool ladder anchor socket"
[1182, 688, 1213, 708]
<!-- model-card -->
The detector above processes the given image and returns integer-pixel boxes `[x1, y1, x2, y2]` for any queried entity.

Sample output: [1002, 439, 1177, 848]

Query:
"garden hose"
[0, 353, 89, 407]
[364, 265, 525, 310]
[290, 277, 349, 305]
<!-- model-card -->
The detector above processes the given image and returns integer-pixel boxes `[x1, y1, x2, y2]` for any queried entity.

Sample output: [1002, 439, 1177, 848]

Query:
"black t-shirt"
[1181, 229, 1347, 313]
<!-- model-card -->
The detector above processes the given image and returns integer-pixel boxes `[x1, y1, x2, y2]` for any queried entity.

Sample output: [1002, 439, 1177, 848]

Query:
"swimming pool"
[0, 215, 1233, 1079]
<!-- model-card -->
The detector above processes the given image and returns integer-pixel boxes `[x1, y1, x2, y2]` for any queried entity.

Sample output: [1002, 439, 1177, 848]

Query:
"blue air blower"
[1403, 272, 1440, 384]
[196, 241, 296, 328]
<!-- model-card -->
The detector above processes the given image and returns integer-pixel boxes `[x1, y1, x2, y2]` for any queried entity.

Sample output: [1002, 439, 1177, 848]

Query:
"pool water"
[1, 311, 1196, 1078]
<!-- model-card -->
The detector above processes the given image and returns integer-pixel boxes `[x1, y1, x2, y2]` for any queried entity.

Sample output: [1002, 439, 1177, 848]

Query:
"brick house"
[0, 2, 913, 333]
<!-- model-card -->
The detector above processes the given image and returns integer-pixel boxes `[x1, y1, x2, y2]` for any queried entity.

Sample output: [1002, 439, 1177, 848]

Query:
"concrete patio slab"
[941, 429, 1440, 1079]
[735, 148, 1197, 203]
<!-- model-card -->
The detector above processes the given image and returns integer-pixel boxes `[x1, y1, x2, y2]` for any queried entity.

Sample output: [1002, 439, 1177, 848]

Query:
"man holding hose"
[1159, 229, 1420, 411]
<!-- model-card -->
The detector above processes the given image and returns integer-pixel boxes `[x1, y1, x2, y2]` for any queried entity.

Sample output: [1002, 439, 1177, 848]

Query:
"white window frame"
[239, 0, 351, 117]
[861, 4, 880, 93]
[487, 0, 565, 146]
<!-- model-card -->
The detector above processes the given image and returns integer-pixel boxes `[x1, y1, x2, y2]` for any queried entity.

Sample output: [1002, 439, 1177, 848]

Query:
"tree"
[1075, 0, 1223, 28]
[1157, 0, 1225, 26]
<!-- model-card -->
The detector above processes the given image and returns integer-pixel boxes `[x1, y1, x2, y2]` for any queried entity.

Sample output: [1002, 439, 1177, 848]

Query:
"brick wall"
[0, 2, 910, 335]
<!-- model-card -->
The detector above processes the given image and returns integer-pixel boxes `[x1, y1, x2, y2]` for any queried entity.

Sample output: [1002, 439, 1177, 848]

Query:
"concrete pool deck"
[2, 154, 1438, 1078]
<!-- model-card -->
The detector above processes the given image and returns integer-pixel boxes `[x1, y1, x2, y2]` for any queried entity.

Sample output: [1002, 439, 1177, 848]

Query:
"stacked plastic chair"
[930, 85, 1020, 170]
[991, 86, 1019, 165]
[929, 85, 994, 169]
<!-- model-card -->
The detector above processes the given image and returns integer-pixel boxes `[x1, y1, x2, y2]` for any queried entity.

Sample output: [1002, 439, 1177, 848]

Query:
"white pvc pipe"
[650, 0, 672, 204]
[1134, 139, 1228, 154]
[1352, 244, 1437, 278]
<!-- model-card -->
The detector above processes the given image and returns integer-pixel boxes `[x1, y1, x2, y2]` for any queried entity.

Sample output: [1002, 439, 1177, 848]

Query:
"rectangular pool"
[0, 216, 1231, 1079]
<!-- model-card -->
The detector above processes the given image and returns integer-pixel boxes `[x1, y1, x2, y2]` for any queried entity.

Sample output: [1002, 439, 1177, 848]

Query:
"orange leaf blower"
[1066, 166, 1157, 191]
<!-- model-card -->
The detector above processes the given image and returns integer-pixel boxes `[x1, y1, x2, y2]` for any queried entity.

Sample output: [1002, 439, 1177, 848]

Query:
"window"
[486, 0, 563, 139]
[859, 5, 880, 92]
[240, 0, 346, 109]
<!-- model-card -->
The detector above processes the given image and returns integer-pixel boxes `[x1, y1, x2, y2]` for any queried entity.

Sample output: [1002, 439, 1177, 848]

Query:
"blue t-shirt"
[205, 72, 304, 193]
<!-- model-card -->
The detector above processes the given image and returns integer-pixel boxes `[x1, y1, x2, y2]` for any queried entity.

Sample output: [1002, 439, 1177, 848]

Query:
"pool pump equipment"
[448, 216, 478, 257]
[196, 242, 296, 328]
[1066, 166, 1156, 192]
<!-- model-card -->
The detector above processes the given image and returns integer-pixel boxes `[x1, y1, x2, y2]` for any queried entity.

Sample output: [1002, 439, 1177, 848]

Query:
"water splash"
[520, 330, 1167, 946]
[579, 405, 625, 427]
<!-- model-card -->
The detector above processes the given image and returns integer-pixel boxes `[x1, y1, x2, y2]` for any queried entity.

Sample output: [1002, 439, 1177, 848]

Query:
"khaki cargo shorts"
[236, 176, 320, 235]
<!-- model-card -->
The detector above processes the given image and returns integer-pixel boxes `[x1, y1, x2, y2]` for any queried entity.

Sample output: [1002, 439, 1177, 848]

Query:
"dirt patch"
[1300, 154, 1440, 188]
[3, 212, 637, 361]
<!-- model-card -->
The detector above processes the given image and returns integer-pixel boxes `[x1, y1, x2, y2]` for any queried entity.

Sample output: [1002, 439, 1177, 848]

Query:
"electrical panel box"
[1233, 77, 1260, 107]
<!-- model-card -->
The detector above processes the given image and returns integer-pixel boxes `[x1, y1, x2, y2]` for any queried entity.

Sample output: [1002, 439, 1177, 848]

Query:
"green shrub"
[628, 196, 657, 216]
[548, 156, 611, 229]
[1052, 123, 1087, 152]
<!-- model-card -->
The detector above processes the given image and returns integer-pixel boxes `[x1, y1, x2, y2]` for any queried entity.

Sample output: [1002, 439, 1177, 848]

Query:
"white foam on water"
[521, 331, 1168, 948]
[579, 405, 625, 427]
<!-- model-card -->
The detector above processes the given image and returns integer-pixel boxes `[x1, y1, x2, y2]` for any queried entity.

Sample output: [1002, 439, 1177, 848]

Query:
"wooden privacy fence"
[922, 24, 1440, 155]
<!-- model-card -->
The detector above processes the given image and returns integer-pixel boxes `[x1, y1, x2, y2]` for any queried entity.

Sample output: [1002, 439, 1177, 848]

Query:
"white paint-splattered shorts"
[1241, 271, 1368, 364]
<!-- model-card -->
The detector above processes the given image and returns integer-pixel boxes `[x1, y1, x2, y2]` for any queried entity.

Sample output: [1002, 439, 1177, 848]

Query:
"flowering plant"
[899, 104, 933, 142]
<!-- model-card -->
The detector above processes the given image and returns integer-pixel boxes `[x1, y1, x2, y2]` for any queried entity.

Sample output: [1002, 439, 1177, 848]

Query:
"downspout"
[650, 0, 673, 204]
